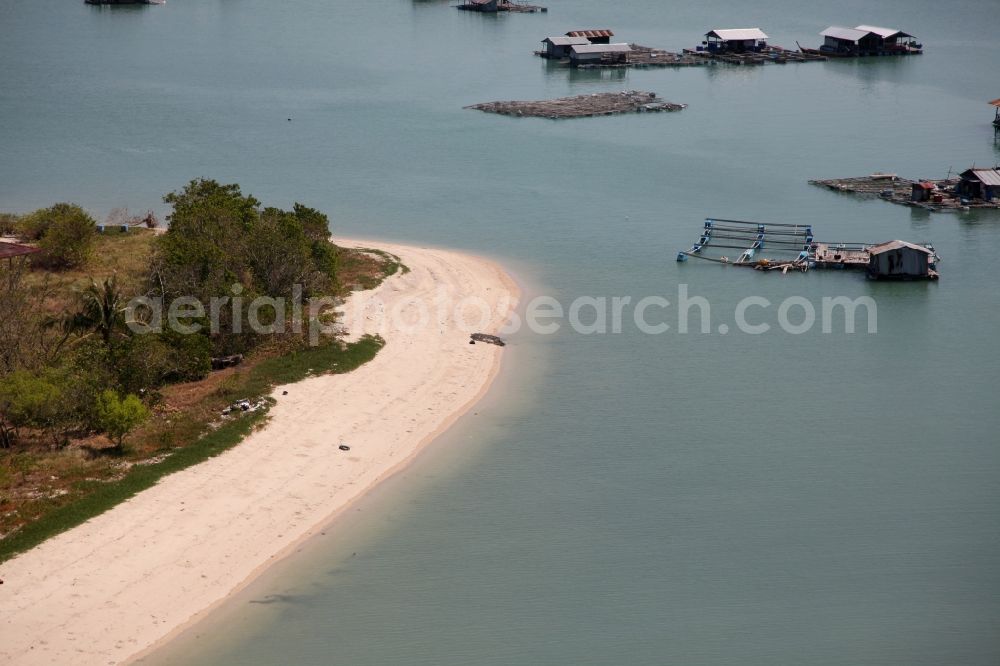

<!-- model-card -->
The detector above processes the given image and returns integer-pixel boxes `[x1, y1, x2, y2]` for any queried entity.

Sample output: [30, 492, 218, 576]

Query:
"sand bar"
[0, 240, 518, 666]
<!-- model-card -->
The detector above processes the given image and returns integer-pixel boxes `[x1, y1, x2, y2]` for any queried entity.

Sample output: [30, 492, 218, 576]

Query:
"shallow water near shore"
[4, 0, 1000, 663]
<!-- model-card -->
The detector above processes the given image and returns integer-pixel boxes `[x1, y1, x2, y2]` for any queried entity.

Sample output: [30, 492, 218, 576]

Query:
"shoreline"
[0, 239, 520, 666]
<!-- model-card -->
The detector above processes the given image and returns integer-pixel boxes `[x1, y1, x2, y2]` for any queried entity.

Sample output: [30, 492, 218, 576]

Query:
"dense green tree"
[152, 179, 340, 355]
[155, 179, 260, 299]
[294, 203, 338, 280]
[20, 203, 97, 269]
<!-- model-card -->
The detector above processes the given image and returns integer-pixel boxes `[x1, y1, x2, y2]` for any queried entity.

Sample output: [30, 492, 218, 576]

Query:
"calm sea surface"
[3, 0, 1000, 663]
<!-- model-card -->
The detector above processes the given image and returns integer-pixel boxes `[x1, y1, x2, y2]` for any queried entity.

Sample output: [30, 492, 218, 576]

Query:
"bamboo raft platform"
[682, 45, 827, 65]
[676, 218, 940, 278]
[621, 45, 710, 67]
[534, 44, 709, 69]
[465, 91, 686, 120]
[809, 174, 1000, 211]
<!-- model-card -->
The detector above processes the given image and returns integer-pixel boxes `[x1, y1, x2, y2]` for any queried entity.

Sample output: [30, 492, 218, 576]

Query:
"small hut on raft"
[701, 28, 769, 54]
[815, 25, 921, 56]
[957, 168, 1000, 201]
[540, 36, 591, 58]
[867, 241, 936, 280]
[569, 43, 632, 66]
[565, 29, 614, 44]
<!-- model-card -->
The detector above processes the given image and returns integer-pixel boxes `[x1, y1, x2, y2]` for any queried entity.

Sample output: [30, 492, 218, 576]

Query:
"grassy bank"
[0, 334, 384, 563]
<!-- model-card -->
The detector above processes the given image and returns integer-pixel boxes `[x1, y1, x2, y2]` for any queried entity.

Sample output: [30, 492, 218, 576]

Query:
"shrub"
[0, 369, 67, 448]
[114, 331, 211, 393]
[94, 390, 149, 451]
[15, 210, 50, 241]
[0, 213, 19, 236]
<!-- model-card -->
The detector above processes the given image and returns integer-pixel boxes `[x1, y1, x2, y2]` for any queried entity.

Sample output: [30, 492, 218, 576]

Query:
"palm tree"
[67, 275, 129, 347]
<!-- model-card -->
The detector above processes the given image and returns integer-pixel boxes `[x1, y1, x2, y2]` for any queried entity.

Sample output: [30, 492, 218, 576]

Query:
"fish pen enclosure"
[676, 218, 940, 279]
[465, 91, 686, 120]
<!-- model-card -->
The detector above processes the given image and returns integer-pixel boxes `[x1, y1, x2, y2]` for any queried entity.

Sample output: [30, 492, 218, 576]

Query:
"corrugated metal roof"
[570, 43, 632, 54]
[0, 242, 41, 260]
[705, 28, 768, 41]
[869, 240, 933, 255]
[855, 25, 912, 39]
[820, 26, 870, 42]
[566, 29, 614, 39]
[544, 36, 591, 46]
[964, 169, 1000, 187]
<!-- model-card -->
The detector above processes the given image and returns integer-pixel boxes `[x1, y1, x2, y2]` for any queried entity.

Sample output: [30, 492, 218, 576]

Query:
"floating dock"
[457, 0, 546, 13]
[686, 29, 826, 65]
[465, 91, 686, 120]
[676, 218, 939, 279]
[810, 172, 1000, 212]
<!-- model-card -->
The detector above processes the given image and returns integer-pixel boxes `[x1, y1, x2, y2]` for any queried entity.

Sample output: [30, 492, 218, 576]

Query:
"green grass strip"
[0, 335, 384, 563]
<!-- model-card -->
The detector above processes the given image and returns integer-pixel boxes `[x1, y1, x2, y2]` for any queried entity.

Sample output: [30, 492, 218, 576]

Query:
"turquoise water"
[4, 0, 1000, 663]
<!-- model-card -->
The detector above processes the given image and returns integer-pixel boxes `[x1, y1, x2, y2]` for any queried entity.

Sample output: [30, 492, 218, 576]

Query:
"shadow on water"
[956, 207, 1000, 228]
[907, 206, 934, 231]
[539, 59, 629, 85]
[248, 594, 303, 606]
[819, 54, 922, 87]
[85, 0, 159, 12]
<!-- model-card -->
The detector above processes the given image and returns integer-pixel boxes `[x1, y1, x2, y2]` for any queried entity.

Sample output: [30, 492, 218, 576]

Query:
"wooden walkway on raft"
[682, 46, 827, 65]
[810, 174, 1000, 212]
[465, 91, 686, 119]
[675, 218, 940, 277]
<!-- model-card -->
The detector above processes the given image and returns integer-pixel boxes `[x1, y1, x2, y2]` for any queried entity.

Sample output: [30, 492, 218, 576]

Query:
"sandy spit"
[0, 240, 518, 666]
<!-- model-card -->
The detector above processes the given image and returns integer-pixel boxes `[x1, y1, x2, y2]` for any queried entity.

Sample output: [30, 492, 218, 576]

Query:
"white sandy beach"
[0, 240, 518, 666]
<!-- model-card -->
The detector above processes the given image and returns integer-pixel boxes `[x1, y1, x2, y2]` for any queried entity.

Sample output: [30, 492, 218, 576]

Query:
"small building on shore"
[867, 240, 935, 280]
[541, 36, 590, 58]
[565, 29, 614, 44]
[957, 168, 1000, 201]
[569, 43, 632, 66]
[0, 240, 41, 266]
[702, 28, 768, 53]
